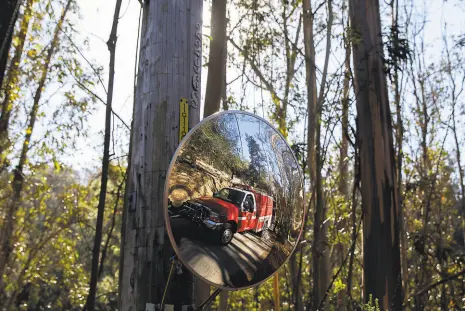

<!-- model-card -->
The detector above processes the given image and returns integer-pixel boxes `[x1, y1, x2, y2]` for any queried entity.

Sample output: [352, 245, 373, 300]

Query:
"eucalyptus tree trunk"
[390, 0, 409, 304]
[221, 36, 228, 111]
[203, 0, 227, 118]
[303, 0, 333, 309]
[198, 0, 228, 305]
[0, 0, 71, 295]
[84, 0, 122, 309]
[349, 0, 403, 309]
[302, 0, 318, 308]
[119, 1, 203, 310]
[336, 8, 351, 309]
[0, 0, 23, 89]
[0, 0, 33, 164]
[303, 0, 317, 185]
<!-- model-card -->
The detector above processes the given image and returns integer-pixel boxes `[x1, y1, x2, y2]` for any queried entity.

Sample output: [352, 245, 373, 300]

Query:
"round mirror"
[164, 111, 305, 290]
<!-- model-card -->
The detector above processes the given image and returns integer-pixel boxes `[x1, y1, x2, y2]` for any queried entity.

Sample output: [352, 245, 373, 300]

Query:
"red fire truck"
[175, 185, 274, 245]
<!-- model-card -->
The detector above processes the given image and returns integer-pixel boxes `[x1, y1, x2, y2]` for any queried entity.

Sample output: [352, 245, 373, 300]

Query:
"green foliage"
[1, 0, 464, 310]
[0, 0, 118, 309]
[361, 294, 380, 311]
[0, 162, 124, 310]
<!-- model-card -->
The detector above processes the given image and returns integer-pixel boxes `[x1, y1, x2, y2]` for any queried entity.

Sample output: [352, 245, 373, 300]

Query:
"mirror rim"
[163, 110, 306, 291]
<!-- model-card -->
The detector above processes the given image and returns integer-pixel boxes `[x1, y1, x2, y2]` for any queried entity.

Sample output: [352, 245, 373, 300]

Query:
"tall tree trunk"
[390, 0, 408, 304]
[221, 29, 228, 111]
[119, 1, 203, 310]
[413, 62, 431, 310]
[346, 132, 360, 305]
[84, 1, 122, 309]
[339, 14, 350, 202]
[336, 8, 351, 309]
[0, 0, 71, 294]
[307, 0, 333, 309]
[289, 253, 302, 310]
[203, 0, 227, 118]
[0, 0, 33, 164]
[280, 9, 301, 139]
[302, 2, 319, 306]
[349, 0, 403, 309]
[303, 0, 317, 186]
[273, 272, 281, 310]
[0, 0, 23, 89]
[98, 174, 125, 279]
[197, 0, 227, 306]
[196, 0, 228, 307]
[303, 0, 324, 308]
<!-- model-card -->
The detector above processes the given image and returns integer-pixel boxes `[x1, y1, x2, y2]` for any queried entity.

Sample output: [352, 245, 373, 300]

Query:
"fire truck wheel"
[219, 223, 234, 245]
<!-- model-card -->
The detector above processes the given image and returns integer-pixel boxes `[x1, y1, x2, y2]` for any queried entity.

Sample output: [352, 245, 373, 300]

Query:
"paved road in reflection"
[170, 217, 279, 288]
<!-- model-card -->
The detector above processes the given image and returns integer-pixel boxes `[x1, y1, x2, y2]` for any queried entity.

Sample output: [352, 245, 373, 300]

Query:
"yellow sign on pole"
[179, 98, 188, 143]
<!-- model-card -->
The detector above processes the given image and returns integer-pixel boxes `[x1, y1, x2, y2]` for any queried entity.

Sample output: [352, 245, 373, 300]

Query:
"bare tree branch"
[229, 38, 282, 102]
[57, 24, 108, 94]
[68, 71, 130, 130]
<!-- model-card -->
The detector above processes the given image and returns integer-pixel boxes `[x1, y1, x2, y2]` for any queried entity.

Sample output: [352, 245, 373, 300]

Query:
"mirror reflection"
[166, 111, 304, 289]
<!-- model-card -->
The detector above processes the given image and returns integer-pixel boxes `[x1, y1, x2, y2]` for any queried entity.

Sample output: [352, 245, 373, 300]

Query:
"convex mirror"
[164, 111, 305, 290]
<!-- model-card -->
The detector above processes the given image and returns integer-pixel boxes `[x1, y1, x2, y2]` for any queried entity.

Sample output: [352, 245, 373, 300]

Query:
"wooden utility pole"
[119, 0, 203, 310]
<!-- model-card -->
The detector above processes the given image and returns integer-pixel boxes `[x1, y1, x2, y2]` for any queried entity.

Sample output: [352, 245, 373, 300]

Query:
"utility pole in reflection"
[119, 0, 203, 310]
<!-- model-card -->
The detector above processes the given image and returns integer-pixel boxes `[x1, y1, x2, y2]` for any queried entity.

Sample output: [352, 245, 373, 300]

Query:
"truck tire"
[219, 223, 234, 246]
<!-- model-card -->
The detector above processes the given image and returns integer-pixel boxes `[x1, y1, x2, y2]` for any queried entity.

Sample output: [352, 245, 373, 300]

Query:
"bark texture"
[304, 0, 333, 309]
[0, 0, 23, 89]
[119, 1, 203, 310]
[0, 0, 33, 163]
[203, 0, 227, 118]
[349, 0, 403, 309]
[335, 12, 351, 310]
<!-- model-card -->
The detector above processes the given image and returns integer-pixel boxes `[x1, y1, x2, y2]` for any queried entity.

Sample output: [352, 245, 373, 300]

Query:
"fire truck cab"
[177, 185, 274, 245]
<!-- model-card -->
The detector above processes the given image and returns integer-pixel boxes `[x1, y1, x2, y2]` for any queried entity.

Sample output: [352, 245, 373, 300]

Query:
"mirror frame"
[163, 110, 306, 291]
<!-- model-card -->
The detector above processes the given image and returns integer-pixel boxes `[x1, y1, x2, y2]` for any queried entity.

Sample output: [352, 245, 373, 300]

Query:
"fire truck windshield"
[214, 188, 246, 207]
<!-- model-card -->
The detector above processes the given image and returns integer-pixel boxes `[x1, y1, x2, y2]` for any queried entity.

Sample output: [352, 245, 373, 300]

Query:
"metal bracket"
[160, 255, 178, 309]
[196, 288, 223, 311]
[175, 261, 183, 274]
